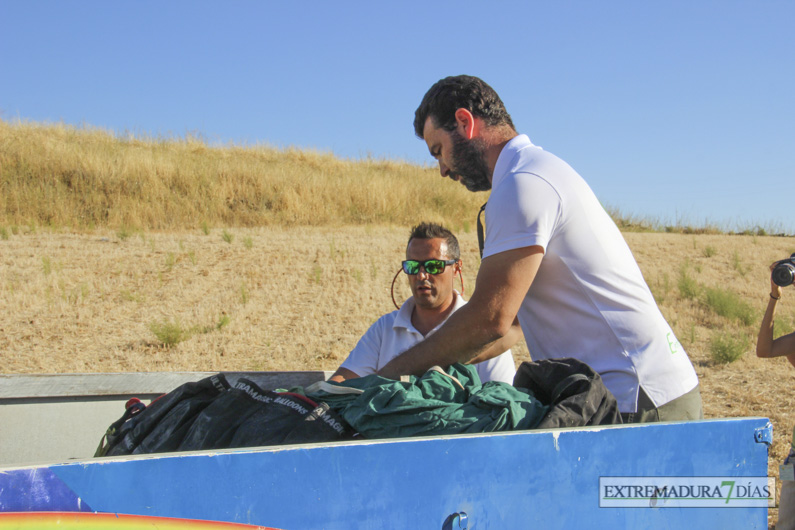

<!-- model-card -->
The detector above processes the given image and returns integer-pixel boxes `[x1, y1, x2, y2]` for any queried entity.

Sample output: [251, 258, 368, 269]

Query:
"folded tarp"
[304, 363, 549, 439]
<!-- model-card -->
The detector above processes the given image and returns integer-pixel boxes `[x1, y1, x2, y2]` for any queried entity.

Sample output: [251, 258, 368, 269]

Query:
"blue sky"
[2, 1, 793, 233]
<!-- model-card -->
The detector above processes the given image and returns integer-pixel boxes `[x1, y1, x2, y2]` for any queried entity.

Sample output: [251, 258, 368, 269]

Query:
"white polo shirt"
[340, 293, 516, 384]
[483, 134, 698, 412]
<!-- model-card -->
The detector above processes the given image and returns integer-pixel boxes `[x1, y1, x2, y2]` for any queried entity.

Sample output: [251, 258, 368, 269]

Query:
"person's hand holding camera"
[770, 253, 795, 301]
[770, 262, 784, 301]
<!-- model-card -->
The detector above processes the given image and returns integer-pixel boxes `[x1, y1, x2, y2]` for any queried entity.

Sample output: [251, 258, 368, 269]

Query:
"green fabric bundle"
[305, 363, 548, 439]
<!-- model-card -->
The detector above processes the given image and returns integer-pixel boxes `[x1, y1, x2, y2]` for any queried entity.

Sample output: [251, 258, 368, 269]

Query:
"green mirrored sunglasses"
[401, 259, 457, 275]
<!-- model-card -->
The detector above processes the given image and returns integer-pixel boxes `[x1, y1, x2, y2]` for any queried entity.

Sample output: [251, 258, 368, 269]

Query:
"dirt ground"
[1, 226, 792, 525]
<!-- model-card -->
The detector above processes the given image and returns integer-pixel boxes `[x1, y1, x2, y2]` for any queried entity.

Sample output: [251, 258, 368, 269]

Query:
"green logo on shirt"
[666, 332, 681, 355]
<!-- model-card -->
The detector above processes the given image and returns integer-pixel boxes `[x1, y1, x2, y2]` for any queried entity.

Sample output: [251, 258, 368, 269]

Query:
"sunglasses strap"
[477, 202, 487, 259]
[390, 267, 403, 310]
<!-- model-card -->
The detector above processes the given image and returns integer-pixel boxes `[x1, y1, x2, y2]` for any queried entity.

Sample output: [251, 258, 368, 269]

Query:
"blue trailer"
[0, 372, 773, 528]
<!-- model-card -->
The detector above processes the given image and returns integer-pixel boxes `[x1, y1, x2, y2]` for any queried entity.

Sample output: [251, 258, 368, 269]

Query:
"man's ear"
[454, 108, 476, 140]
[455, 259, 463, 273]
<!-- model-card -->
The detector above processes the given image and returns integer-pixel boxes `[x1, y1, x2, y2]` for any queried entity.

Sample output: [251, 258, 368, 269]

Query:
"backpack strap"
[94, 398, 146, 457]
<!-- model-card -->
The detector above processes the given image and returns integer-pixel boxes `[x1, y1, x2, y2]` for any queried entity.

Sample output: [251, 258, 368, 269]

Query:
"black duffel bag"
[96, 374, 353, 457]
[513, 357, 622, 428]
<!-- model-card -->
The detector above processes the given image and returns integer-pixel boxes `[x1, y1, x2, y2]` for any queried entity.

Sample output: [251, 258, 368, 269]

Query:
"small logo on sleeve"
[666, 332, 681, 355]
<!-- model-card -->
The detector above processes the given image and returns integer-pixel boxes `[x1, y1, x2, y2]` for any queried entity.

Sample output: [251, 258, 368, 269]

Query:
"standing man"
[331, 222, 517, 384]
[378, 75, 701, 423]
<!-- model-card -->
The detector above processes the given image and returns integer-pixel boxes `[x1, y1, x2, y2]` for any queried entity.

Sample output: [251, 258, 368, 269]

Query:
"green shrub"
[117, 225, 134, 241]
[216, 314, 231, 330]
[677, 266, 699, 299]
[120, 289, 144, 303]
[240, 282, 249, 304]
[149, 319, 193, 347]
[149, 314, 231, 346]
[703, 287, 755, 326]
[651, 272, 671, 304]
[731, 250, 746, 276]
[709, 332, 747, 364]
[702, 246, 716, 258]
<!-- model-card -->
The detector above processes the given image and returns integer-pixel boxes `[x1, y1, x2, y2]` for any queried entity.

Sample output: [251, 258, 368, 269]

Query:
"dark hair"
[414, 75, 515, 138]
[407, 222, 460, 260]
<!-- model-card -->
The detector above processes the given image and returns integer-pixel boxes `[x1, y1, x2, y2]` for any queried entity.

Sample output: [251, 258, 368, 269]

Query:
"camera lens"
[772, 262, 795, 287]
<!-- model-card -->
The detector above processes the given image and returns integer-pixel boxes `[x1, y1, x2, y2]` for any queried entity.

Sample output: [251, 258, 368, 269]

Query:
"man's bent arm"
[377, 246, 543, 378]
[468, 317, 523, 365]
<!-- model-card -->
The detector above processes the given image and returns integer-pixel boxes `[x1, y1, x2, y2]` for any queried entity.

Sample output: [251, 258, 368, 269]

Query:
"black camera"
[772, 253, 795, 287]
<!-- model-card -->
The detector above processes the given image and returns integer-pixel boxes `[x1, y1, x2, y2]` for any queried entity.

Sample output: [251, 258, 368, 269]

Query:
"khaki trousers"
[620, 384, 704, 424]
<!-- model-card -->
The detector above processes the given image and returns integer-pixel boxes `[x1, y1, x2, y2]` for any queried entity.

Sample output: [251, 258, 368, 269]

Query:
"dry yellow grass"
[0, 119, 488, 230]
[1, 227, 792, 434]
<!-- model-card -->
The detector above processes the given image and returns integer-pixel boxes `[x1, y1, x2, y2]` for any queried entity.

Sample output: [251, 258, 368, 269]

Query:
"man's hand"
[329, 367, 359, 383]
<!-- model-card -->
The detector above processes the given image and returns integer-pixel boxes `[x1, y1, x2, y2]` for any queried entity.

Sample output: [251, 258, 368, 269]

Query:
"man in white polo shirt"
[331, 222, 517, 384]
[378, 75, 701, 422]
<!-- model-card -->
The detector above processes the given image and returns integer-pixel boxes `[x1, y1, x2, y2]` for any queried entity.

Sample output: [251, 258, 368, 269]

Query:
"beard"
[449, 129, 492, 192]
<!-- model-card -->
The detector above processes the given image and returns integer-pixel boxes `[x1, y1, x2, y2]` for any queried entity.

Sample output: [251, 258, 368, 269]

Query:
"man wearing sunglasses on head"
[377, 75, 702, 423]
[330, 222, 518, 384]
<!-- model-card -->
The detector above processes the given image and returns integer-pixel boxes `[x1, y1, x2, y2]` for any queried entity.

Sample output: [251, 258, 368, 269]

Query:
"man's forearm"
[467, 318, 523, 365]
[377, 302, 503, 378]
[378, 245, 544, 379]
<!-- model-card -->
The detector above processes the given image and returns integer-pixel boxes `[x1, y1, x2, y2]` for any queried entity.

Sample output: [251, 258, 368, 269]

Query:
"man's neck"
[482, 127, 518, 181]
[410, 295, 457, 337]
